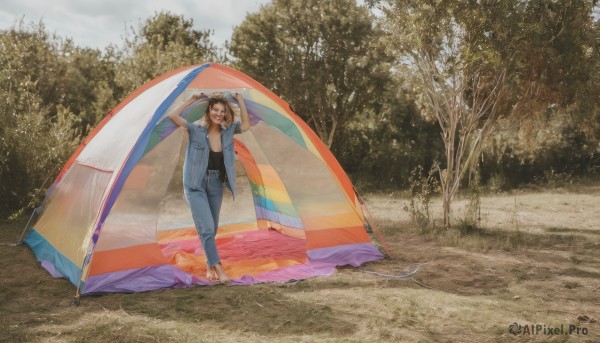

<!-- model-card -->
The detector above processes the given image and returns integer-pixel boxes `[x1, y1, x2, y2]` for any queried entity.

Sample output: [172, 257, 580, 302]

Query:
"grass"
[546, 227, 600, 236]
[1, 189, 600, 342]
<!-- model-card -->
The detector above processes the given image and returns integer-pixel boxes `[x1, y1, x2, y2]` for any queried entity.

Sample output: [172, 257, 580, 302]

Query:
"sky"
[0, 0, 272, 50]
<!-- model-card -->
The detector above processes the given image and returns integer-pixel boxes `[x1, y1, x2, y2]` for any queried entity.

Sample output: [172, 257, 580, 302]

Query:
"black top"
[208, 150, 226, 183]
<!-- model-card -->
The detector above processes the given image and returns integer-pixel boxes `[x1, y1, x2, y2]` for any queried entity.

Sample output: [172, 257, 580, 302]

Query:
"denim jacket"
[183, 121, 241, 198]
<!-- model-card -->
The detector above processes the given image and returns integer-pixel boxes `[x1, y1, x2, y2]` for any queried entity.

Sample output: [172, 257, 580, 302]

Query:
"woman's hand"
[169, 93, 206, 127]
[190, 93, 207, 102]
[233, 92, 244, 103]
[233, 92, 250, 132]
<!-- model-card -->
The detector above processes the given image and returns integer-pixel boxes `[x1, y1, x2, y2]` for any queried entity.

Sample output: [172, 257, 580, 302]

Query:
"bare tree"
[381, 0, 599, 226]
[383, 6, 510, 226]
[414, 52, 507, 226]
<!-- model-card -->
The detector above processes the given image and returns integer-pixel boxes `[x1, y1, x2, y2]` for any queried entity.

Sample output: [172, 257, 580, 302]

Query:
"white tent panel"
[77, 69, 193, 171]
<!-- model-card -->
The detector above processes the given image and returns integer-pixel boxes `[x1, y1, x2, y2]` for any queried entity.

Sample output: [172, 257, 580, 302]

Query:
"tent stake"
[71, 288, 81, 306]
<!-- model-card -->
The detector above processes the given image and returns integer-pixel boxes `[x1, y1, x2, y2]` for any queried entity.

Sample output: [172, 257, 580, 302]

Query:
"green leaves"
[0, 24, 104, 216]
[115, 12, 218, 95]
[230, 0, 392, 147]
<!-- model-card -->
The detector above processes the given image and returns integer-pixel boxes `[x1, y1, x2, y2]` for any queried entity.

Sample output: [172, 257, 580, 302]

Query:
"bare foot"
[213, 263, 230, 284]
[206, 266, 218, 282]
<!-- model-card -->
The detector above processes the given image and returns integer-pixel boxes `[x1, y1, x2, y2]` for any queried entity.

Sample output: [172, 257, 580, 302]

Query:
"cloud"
[0, 0, 270, 49]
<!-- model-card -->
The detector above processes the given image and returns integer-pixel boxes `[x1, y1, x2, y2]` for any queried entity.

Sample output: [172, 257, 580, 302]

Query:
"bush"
[403, 165, 439, 232]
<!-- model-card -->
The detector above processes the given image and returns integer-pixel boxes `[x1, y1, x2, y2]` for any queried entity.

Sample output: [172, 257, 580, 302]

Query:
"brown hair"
[202, 94, 234, 128]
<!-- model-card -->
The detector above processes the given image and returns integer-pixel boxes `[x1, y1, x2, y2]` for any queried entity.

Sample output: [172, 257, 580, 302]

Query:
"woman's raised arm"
[233, 92, 250, 132]
[168, 93, 205, 127]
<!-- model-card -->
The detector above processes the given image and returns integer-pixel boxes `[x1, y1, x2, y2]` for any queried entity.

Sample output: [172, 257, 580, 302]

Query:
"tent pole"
[17, 206, 42, 246]
[354, 189, 393, 258]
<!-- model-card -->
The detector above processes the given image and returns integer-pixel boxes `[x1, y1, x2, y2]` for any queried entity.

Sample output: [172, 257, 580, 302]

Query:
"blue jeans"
[184, 170, 224, 268]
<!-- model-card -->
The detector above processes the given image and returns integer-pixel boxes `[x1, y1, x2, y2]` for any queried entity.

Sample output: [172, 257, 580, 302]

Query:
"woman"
[169, 92, 250, 283]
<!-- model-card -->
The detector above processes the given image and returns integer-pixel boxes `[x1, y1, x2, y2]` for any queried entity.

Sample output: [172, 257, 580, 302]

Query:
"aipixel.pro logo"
[508, 322, 589, 336]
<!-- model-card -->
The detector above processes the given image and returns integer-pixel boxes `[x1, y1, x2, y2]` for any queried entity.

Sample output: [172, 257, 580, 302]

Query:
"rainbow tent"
[24, 63, 384, 294]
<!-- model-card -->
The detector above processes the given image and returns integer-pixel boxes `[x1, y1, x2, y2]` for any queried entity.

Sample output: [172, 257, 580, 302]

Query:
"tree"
[59, 44, 122, 127]
[381, 0, 600, 226]
[0, 21, 82, 217]
[333, 74, 443, 190]
[115, 12, 217, 94]
[230, 0, 391, 147]
[382, 1, 510, 226]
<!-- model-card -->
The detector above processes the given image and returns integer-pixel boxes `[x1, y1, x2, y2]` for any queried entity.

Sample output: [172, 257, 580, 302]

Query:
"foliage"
[115, 11, 218, 94]
[59, 44, 122, 127]
[455, 171, 482, 234]
[333, 75, 443, 190]
[403, 165, 439, 232]
[381, 0, 600, 226]
[381, 0, 509, 226]
[0, 21, 83, 217]
[481, 106, 600, 190]
[230, 0, 392, 147]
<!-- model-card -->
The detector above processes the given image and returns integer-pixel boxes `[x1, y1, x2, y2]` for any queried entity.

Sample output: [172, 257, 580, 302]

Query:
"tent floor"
[158, 227, 308, 280]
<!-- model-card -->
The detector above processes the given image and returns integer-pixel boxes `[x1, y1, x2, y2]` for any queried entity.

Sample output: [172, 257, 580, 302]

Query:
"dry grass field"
[1, 188, 599, 342]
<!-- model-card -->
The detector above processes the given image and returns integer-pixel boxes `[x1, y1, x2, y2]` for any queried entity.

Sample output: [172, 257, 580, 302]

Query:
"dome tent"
[24, 63, 384, 295]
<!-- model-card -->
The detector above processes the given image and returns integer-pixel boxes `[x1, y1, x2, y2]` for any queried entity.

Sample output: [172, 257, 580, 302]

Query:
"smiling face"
[209, 102, 227, 126]
[202, 96, 233, 129]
